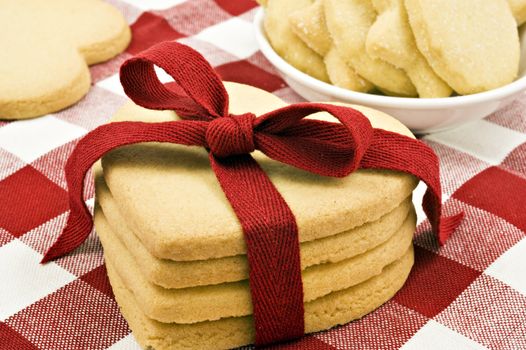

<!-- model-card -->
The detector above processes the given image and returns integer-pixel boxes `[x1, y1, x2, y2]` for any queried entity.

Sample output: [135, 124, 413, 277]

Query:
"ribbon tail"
[361, 129, 464, 245]
[209, 153, 304, 345]
[42, 121, 206, 263]
[423, 190, 465, 244]
[41, 204, 94, 263]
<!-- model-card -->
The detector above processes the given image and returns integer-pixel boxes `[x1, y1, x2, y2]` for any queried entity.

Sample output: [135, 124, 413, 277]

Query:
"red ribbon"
[42, 42, 463, 346]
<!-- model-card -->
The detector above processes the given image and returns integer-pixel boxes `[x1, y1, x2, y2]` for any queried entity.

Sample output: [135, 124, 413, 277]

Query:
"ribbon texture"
[42, 41, 463, 345]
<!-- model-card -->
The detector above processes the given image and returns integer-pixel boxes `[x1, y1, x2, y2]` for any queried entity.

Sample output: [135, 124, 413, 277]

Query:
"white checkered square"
[0, 115, 86, 163]
[0, 240, 75, 320]
[107, 334, 142, 350]
[98, 67, 173, 98]
[401, 320, 488, 350]
[425, 120, 526, 165]
[98, 74, 126, 97]
[486, 237, 526, 295]
[194, 17, 259, 58]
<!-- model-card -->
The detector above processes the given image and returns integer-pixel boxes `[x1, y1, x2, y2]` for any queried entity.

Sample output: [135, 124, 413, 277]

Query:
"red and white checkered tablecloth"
[1, 1, 526, 349]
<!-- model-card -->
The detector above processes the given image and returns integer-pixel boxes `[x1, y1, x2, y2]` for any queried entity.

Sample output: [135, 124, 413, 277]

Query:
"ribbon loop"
[254, 103, 374, 177]
[120, 41, 228, 119]
[206, 113, 256, 157]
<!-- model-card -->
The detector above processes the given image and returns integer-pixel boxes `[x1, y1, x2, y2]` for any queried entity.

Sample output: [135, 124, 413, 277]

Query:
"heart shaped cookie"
[95, 81, 419, 349]
[0, 0, 130, 120]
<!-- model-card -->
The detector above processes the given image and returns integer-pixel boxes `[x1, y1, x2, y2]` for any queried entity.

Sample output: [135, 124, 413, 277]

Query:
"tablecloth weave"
[1, 1, 525, 349]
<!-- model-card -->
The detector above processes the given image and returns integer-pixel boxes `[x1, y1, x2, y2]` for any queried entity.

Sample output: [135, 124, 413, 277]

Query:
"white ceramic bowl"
[254, 9, 526, 134]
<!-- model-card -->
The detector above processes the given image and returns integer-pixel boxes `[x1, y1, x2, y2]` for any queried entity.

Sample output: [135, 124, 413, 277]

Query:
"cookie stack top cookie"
[100, 82, 418, 261]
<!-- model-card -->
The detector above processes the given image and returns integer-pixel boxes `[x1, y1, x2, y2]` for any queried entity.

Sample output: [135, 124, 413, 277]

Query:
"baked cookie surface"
[264, 0, 329, 82]
[405, 0, 520, 94]
[0, 0, 130, 120]
[95, 203, 415, 323]
[324, 0, 417, 96]
[100, 82, 418, 261]
[106, 247, 414, 350]
[96, 170, 413, 288]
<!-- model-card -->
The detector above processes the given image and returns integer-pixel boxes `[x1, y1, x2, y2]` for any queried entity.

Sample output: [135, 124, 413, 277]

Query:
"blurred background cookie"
[263, 0, 329, 82]
[324, 0, 417, 97]
[404, 0, 519, 94]
[366, 0, 452, 97]
[0, 0, 130, 120]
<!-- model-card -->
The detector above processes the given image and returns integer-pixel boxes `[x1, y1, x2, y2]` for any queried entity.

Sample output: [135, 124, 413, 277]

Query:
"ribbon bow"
[42, 41, 463, 346]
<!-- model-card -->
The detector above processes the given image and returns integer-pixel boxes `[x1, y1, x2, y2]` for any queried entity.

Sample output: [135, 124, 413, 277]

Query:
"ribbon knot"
[41, 41, 464, 347]
[206, 113, 256, 157]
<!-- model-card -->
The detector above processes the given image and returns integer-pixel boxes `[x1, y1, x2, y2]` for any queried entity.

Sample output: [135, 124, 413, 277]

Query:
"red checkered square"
[436, 274, 526, 350]
[317, 302, 428, 349]
[54, 86, 125, 130]
[0, 322, 38, 350]
[415, 199, 525, 271]
[127, 12, 185, 55]
[423, 140, 490, 197]
[486, 97, 526, 133]
[0, 166, 68, 237]
[453, 166, 526, 232]
[216, 59, 286, 92]
[6, 279, 129, 350]
[393, 246, 480, 318]
[213, 0, 258, 16]
[0, 149, 26, 182]
[80, 264, 115, 299]
[501, 142, 526, 178]
[158, 0, 232, 36]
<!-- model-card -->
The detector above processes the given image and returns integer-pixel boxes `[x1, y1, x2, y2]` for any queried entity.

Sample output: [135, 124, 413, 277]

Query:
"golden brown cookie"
[405, 0, 520, 94]
[508, 0, 526, 24]
[96, 169, 413, 288]
[289, 0, 331, 57]
[100, 83, 418, 261]
[366, 0, 452, 97]
[288, 1, 374, 92]
[324, 0, 417, 96]
[324, 47, 375, 92]
[0, 0, 130, 120]
[264, 0, 330, 82]
[95, 202, 415, 323]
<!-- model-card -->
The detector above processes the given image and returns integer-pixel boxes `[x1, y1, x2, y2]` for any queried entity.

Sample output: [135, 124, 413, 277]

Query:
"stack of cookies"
[94, 82, 419, 350]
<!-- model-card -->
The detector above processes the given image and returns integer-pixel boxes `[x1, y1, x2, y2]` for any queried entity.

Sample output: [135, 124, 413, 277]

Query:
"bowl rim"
[254, 8, 526, 110]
